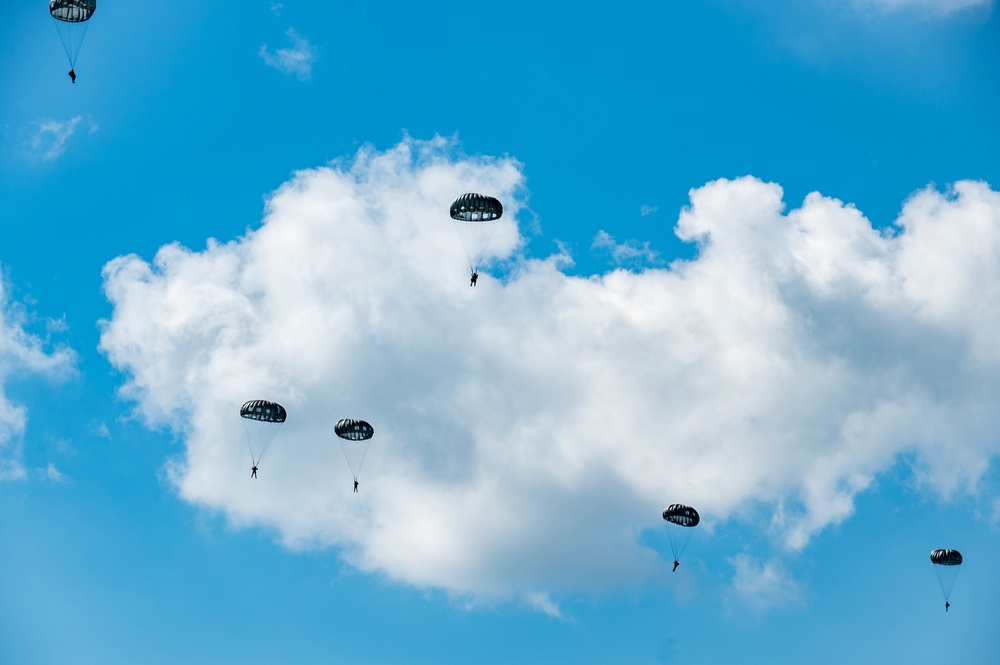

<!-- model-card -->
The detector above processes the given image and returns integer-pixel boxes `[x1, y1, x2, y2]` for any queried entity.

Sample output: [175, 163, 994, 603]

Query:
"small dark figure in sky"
[672, 560, 680, 572]
[945, 601, 950, 612]
[354, 479, 359, 493]
[251, 465, 258, 479]
[68, 69, 76, 84]
[470, 271, 478, 287]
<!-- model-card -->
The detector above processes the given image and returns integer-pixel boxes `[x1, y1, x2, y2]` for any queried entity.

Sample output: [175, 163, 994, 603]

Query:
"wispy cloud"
[640, 205, 658, 217]
[260, 28, 317, 81]
[40, 463, 66, 483]
[850, 0, 993, 15]
[726, 554, 802, 611]
[30, 116, 98, 161]
[526, 592, 563, 618]
[91, 420, 112, 440]
[0, 272, 77, 480]
[32, 117, 80, 161]
[591, 229, 660, 266]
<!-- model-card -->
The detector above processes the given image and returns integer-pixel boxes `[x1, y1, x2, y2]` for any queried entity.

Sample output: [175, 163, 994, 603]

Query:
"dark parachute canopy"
[931, 548, 963, 605]
[449, 193, 503, 273]
[50, 0, 96, 69]
[662, 504, 700, 527]
[240, 400, 286, 466]
[662, 504, 699, 570]
[335, 418, 374, 482]
[930, 549, 963, 566]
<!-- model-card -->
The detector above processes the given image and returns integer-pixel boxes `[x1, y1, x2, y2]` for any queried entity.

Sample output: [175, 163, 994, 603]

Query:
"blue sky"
[1, 0, 999, 663]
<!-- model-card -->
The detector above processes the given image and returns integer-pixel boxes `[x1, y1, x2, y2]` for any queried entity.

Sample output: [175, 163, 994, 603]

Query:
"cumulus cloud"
[260, 28, 317, 81]
[0, 273, 77, 480]
[726, 554, 802, 610]
[99, 137, 1000, 606]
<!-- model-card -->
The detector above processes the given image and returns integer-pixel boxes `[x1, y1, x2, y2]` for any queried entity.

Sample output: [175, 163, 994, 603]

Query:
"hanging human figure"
[354, 479, 359, 493]
[251, 465, 258, 479]
[68, 69, 76, 83]
[470, 271, 478, 287]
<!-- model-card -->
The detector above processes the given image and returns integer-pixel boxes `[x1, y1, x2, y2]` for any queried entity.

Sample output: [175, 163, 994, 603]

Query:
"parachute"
[335, 418, 374, 483]
[240, 400, 286, 467]
[449, 193, 503, 273]
[50, 0, 96, 71]
[930, 548, 963, 605]
[662, 504, 699, 570]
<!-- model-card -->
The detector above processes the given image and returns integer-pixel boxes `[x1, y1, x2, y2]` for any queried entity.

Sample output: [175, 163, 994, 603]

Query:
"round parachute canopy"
[335, 418, 374, 441]
[241, 400, 287, 423]
[336, 419, 374, 481]
[662, 504, 700, 527]
[50, 0, 96, 22]
[449, 193, 504, 272]
[240, 400, 286, 466]
[449, 194, 503, 222]
[50, 0, 96, 69]
[930, 549, 963, 566]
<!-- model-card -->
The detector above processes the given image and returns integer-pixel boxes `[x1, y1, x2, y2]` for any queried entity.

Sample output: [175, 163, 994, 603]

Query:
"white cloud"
[0, 273, 77, 480]
[91, 421, 112, 440]
[32, 117, 81, 161]
[726, 554, 802, 610]
[41, 463, 66, 483]
[99, 137, 1000, 605]
[592, 229, 661, 266]
[641, 205, 658, 217]
[260, 29, 317, 81]
[849, 0, 992, 15]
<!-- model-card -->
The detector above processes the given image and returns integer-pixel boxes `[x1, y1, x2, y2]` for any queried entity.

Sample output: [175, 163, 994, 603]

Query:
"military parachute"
[930, 548, 963, 611]
[240, 400, 286, 471]
[662, 504, 699, 572]
[50, 0, 96, 79]
[335, 418, 374, 489]
[449, 193, 503, 274]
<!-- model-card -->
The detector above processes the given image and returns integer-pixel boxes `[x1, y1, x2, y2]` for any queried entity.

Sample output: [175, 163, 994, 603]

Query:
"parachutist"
[946, 602, 950, 612]
[672, 560, 680, 572]
[251, 465, 258, 479]
[470, 271, 478, 287]
[336, 418, 374, 490]
[68, 69, 76, 83]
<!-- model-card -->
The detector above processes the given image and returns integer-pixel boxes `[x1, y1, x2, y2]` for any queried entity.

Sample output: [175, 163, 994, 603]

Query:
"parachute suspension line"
[935, 565, 960, 602]
[52, 13, 91, 68]
[242, 416, 281, 465]
[243, 417, 256, 464]
[666, 524, 693, 561]
[452, 216, 500, 272]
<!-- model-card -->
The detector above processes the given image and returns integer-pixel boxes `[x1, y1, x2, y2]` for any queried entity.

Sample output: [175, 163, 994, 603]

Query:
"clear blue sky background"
[1, 1, 998, 663]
